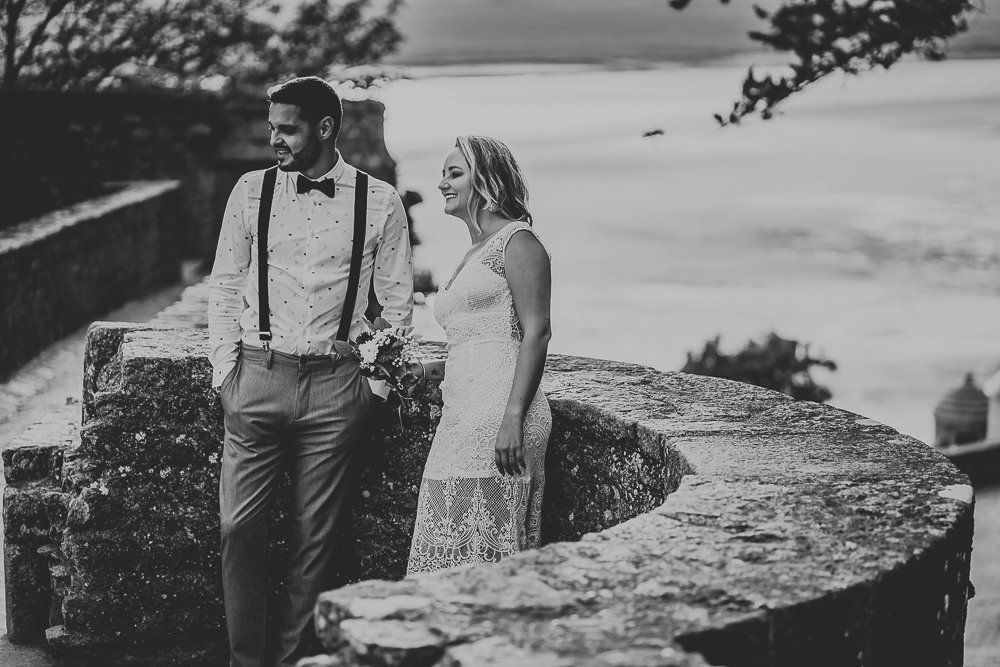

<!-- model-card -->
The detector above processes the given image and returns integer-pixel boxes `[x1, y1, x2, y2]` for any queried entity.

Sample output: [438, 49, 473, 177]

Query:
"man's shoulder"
[354, 169, 399, 198]
[235, 167, 280, 199]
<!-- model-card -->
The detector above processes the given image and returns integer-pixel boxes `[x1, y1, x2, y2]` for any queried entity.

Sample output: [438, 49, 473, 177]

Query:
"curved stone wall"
[2, 325, 973, 665]
[0, 182, 181, 378]
[309, 357, 974, 667]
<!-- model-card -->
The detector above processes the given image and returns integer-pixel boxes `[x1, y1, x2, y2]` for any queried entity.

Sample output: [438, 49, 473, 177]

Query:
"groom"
[208, 76, 414, 666]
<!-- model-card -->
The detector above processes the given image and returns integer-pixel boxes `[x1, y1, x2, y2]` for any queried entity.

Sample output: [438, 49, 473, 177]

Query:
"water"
[381, 59, 1000, 444]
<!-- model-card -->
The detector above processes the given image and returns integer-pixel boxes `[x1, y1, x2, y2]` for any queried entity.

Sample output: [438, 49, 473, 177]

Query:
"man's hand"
[494, 414, 526, 477]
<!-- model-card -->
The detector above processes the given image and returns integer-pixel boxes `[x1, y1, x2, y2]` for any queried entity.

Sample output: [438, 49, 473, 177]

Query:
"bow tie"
[296, 175, 337, 198]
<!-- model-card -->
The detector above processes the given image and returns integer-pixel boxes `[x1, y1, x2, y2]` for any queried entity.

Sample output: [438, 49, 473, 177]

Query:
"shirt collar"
[300, 150, 345, 183]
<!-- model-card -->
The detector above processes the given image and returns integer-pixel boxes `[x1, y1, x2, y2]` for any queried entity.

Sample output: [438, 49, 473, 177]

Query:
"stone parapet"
[2, 404, 77, 644]
[0, 182, 181, 379]
[147, 282, 211, 330]
[1, 324, 974, 665]
[308, 360, 975, 666]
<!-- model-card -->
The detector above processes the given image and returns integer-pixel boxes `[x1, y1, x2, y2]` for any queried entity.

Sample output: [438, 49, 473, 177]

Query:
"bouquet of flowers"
[351, 317, 422, 400]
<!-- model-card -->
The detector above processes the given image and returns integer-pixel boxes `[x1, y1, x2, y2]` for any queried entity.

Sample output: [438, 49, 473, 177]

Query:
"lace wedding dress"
[406, 221, 552, 574]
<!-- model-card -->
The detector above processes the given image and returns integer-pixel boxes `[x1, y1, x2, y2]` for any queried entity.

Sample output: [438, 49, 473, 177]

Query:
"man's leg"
[220, 355, 295, 667]
[276, 360, 374, 665]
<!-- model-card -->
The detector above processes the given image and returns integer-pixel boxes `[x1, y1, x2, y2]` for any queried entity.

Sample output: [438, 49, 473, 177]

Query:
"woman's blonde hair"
[455, 135, 532, 233]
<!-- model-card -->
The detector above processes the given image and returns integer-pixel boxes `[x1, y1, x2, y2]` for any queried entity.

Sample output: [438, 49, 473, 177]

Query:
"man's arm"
[207, 179, 251, 389]
[372, 189, 414, 329]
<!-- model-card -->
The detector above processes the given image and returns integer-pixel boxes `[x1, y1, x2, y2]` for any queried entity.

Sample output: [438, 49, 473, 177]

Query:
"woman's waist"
[441, 312, 516, 343]
[445, 337, 520, 355]
[440, 372, 549, 409]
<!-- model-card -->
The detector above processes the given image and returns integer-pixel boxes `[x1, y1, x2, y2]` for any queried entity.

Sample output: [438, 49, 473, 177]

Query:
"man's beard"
[277, 138, 321, 172]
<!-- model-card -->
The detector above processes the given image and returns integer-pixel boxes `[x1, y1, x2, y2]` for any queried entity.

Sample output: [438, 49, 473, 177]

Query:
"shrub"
[682, 333, 837, 403]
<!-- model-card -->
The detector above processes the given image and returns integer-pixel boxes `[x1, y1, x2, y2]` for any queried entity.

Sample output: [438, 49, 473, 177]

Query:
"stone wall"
[0, 182, 181, 379]
[1, 91, 223, 245]
[2, 324, 975, 665]
[307, 364, 976, 666]
[2, 405, 76, 644]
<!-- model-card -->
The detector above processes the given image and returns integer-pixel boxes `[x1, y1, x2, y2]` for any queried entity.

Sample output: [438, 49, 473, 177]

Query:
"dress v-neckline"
[442, 222, 519, 291]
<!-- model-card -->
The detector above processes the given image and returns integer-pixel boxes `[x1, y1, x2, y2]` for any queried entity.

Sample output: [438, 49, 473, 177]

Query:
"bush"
[682, 333, 837, 403]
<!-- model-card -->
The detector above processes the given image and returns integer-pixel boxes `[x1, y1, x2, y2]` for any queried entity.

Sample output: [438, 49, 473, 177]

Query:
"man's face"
[268, 102, 322, 172]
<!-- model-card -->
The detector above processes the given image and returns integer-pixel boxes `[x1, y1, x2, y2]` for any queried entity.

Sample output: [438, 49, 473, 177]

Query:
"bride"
[405, 135, 552, 575]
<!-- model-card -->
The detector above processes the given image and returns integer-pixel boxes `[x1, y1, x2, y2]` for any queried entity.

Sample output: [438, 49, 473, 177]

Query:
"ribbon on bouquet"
[373, 362, 421, 430]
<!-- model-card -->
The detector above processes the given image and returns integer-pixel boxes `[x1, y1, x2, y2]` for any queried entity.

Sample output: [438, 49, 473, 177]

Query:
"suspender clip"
[259, 331, 272, 352]
[259, 332, 274, 369]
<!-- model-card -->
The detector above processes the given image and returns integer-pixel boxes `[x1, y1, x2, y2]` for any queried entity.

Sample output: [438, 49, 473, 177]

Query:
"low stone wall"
[2, 404, 76, 644]
[0, 182, 181, 379]
[1, 324, 974, 666]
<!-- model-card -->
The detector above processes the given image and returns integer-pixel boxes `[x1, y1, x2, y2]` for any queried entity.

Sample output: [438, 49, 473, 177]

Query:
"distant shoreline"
[387, 50, 1000, 80]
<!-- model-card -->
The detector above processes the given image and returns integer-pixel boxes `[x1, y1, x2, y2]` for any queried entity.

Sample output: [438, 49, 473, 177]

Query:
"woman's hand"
[495, 414, 526, 477]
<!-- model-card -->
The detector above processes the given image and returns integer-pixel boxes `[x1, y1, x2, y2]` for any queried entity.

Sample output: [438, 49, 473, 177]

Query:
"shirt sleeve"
[372, 188, 414, 330]
[208, 178, 251, 388]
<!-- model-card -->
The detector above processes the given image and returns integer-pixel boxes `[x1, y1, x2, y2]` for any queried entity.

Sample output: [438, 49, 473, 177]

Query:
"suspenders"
[339, 170, 369, 342]
[255, 166, 369, 362]
[256, 167, 278, 352]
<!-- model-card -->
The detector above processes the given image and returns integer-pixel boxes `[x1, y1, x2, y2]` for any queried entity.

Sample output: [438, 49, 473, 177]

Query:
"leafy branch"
[669, 0, 984, 125]
[0, 0, 405, 91]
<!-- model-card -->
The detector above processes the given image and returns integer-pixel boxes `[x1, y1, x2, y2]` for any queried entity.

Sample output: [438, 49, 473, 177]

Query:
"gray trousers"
[219, 346, 375, 667]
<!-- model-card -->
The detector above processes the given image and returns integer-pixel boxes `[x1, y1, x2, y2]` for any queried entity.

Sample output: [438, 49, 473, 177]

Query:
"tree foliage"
[265, 0, 403, 81]
[669, 0, 983, 125]
[682, 333, 837, 402]
[2, 0, 984, 116]
[0, 0, 405, 91]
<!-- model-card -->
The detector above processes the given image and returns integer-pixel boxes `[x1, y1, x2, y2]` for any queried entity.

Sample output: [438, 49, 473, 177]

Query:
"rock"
[346, 595, 435, 620]
[440, 637, 573, 667]
[340, 619, 445, 666]
[4, 541, 53, 644]
[296, 654, 351, 667]
[2, 442, 67, 485]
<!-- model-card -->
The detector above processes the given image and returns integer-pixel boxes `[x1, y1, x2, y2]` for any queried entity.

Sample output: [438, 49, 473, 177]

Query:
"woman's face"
[438, 148, 473, 220]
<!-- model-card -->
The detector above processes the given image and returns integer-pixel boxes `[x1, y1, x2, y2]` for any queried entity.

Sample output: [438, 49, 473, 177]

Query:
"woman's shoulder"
[501, 220, 546, 248]
[502, 221, 550, 265]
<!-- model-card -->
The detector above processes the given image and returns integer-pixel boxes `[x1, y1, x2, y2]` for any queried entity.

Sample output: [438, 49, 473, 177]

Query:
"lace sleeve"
[481, 222, 547, 278]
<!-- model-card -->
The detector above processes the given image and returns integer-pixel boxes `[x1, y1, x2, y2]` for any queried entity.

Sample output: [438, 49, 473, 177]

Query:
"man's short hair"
[267, 76, 343, 140]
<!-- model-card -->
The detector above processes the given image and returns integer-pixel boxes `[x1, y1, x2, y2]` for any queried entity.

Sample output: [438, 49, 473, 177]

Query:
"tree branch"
[669, 0, 981, 125]
[1, 0, 28, 89]
[7, 0, 74, 88]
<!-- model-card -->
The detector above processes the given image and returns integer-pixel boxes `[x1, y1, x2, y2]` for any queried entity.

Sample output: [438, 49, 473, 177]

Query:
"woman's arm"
[494, 229, 552, 476]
